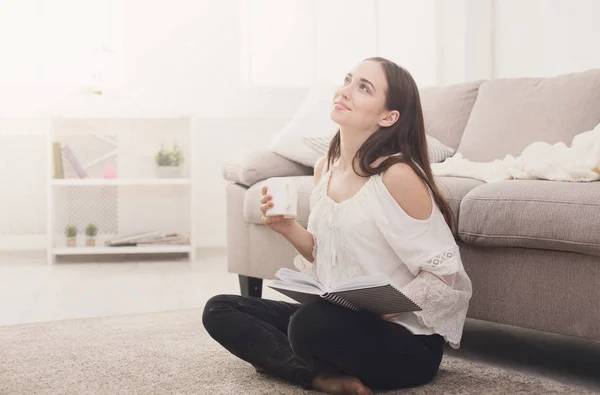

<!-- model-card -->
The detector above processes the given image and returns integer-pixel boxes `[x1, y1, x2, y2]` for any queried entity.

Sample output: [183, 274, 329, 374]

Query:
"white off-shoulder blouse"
[293, 168, 473, 349]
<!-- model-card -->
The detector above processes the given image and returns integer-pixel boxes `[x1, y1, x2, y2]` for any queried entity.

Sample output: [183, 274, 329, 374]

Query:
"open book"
[268, 268, 421, 315]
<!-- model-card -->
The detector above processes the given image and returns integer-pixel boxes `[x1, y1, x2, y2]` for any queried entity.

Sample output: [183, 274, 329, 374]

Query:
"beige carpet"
[0, 309, 593, 395]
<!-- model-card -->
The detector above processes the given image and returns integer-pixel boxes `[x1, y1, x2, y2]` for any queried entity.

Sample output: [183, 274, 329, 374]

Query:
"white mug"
[266, 177, 298, 219]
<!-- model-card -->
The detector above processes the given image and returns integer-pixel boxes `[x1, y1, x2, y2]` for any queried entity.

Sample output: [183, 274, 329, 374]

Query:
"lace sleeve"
[400, 269, 472, 349]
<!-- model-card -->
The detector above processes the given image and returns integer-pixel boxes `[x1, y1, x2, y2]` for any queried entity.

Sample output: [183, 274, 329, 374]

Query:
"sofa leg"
[239, 275, 263, 298]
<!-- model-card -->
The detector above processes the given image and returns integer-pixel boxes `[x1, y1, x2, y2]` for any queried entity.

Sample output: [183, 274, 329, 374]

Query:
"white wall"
[0, 0, 308, 119]
[378, 0, 437, 86]
[494, 0, 600, 78]
[241, 0, 439, 88]
[0, 0, 448, 119]
[0, 120, 48, 250]
[435, 0, 468, 84]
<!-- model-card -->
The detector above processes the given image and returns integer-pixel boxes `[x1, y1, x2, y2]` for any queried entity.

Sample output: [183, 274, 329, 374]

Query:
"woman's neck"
[337, 127, 374, 173]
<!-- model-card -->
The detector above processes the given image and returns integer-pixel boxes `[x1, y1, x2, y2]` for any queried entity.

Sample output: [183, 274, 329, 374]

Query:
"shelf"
[53, 245, 193, 255]
[47, 117, 196, 264]
[51, 178, 192, 186]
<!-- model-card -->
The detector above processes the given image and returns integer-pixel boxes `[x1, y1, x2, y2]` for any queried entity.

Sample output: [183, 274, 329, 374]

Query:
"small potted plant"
[65, 225, 78, 247]
[85, 223, 98, 247]
[155, 144, 185, 178]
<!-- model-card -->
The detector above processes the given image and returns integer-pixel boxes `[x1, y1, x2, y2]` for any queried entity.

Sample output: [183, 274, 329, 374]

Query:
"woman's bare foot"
[312, 375, 373, 395]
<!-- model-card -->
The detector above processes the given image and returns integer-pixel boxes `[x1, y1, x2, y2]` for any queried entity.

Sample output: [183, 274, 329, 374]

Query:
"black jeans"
[202, 294, 444, 390]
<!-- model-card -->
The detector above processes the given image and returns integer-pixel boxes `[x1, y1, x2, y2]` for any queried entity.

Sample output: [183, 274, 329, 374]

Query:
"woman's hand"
[260, 185, 316, 262]
[260, 185, 296, 235]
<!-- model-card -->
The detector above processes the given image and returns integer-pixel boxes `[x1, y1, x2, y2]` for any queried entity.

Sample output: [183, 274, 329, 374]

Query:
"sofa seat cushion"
[459, 180, 600, 256]
[435, 176, 485, 235]
[243, 176, 314, 228]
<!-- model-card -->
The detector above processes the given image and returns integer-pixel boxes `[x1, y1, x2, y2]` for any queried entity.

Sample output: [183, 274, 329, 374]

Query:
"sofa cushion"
[458, 180, 600, 256]
[223, 148, 312, 187]
[268, 84, 339, 167]
[295, 134, 456, 164]
[457, 69, 600, 162]
[420, 80, 484, 150]
[435, 176, 486, 235]
[243, 176, 314, 228]
[427, 136, 455, 163]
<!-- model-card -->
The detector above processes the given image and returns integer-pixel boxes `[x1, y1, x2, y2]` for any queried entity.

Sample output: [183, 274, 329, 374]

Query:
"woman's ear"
[378, 110, 400, 128]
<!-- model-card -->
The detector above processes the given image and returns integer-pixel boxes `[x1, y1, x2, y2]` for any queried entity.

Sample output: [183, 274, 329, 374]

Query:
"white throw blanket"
[432, 123, 600, 183]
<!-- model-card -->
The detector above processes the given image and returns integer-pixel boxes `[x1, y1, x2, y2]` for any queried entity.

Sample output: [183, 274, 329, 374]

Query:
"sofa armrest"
[223, 148, 313, 187]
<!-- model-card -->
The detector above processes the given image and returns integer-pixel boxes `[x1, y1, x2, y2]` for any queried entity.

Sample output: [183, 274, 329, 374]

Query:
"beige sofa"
[223, 69, 600, 342]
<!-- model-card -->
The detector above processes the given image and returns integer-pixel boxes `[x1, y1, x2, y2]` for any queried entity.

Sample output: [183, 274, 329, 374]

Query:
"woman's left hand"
[380, 313, 401, 320]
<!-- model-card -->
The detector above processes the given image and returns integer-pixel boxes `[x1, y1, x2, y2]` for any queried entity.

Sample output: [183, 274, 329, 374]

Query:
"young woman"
[203, 57, 472, 395]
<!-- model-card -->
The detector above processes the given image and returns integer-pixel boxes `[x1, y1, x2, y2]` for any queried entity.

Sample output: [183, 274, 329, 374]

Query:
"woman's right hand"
[260, 185, 296, 235]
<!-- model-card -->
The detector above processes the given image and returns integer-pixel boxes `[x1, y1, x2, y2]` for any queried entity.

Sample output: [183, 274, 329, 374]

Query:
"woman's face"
[330, 60, 393, 132]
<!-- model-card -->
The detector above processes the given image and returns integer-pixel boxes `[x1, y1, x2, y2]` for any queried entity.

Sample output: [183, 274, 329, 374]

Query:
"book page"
[331, 272, 391, 292]
[274, 268, 326, 292]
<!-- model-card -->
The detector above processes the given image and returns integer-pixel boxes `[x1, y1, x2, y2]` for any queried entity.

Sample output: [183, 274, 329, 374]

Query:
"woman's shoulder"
[313, 156, 328, 185]
[381, 161, 419, 181]
[379, 162, 433, 221]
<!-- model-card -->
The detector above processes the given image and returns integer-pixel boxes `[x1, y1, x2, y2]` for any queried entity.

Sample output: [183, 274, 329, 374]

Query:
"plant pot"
[86, 238, 96, 247]
[67, 237, 77, 247]
[156, 165, 182, 178]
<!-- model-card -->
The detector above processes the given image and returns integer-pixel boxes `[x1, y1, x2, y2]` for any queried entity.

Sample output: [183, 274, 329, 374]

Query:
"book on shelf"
[105, 231, 186, 247]
[268, 268, 421, 315]
[104, 231, 161, 246]
[52, 142, 64, 179]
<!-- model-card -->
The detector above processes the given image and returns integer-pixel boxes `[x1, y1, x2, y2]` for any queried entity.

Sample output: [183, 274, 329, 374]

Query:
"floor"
[1, 249, 599, 393]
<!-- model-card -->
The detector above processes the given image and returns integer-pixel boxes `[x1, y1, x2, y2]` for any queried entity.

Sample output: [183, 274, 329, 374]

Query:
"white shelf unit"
[46, 117, 196, 264]
[51, 178, 192, 186]
[52, 245, 193, 256]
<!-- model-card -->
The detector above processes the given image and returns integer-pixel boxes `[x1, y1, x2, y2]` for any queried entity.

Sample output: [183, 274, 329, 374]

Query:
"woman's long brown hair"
[326, 57, 454, 230]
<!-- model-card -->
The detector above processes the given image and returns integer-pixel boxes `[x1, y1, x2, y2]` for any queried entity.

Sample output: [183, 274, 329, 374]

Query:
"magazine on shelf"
[136, 235, 189, 245]
[62, 144, 88, 178]
[105, 232, 182, 247]
[268, 268, 421, 315]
